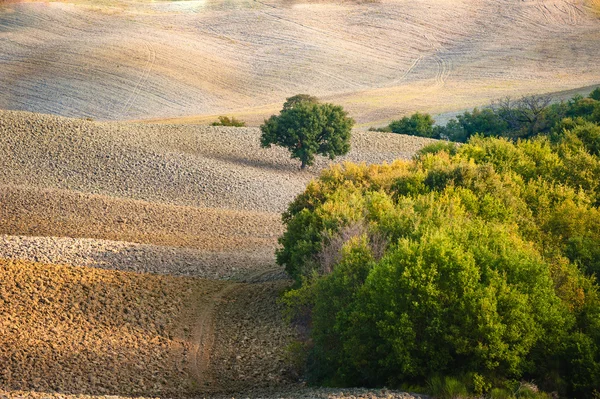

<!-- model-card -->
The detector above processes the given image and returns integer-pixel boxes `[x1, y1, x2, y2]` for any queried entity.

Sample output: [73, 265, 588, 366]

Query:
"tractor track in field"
[2, 0, 599, 124]
[121, 40, 156, 118]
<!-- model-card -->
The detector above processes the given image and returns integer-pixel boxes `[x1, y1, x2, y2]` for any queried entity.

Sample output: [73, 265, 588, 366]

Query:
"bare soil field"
[0, 110, 432, 213]
[0, 388, 427, 399]
[0, 258, 227, 396]
[0, 258, 301, 396]
[0, 185, 282, 251]
[0, 234, 282, 280]
[1, 0, 599, 126]
[0, 110, 434, 397]
[3, 1, 597, 394]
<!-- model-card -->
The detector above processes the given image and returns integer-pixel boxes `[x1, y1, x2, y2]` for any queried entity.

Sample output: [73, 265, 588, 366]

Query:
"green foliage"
[567, 97, 600, 122]
[260, 95, 354, 169]
[416, 141, 459, 158]
[389, 112, 438, 138]
[283, 340, 309, 379]
[450, 108, 508, 141]
[490, 388, 513, 399]
[427, 376, 469, 399]
[211, 115, 246, 127]
[279, 129, 600, 397]
[472, 373, 492, 396]
[355, 224, 565, 383]
[569, 121, 600, 156]
[384, 92, 600, 143]
[282, 94, 319, 110]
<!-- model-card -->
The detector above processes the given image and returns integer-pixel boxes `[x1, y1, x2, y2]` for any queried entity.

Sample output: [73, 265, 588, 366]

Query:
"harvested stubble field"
[1, 0, 599, 126]
[0, 110, 434, 397]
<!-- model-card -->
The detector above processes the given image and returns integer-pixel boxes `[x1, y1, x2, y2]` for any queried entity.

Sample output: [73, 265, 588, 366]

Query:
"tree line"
[277, 87, 600, 398]
[373, 87, 600, 143]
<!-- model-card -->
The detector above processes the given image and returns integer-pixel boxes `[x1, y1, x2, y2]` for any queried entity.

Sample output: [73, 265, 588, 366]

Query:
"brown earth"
[1, 0, 599, 126]
[0, 388, 427, 399]
[0, 110, 432, 213]
[0, 110, 436, 397]
[0, 258, 228, 396]
[0, 185, 282, 251]
[0, 259, 301, 397]
[0, 234, 282, 280]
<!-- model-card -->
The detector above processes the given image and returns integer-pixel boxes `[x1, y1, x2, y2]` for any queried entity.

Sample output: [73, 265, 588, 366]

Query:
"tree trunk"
[301, 159, 307, 169]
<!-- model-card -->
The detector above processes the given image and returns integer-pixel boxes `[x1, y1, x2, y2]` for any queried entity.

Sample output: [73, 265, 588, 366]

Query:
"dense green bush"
[389, 112, 437, 138]
[444, 108, 508, 142]
[211, 115, 246, 127]
[279, 121, 600, 397]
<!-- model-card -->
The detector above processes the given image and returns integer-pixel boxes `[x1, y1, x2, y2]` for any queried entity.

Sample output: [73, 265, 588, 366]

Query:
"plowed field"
[0, 110, 433, 397]
[1, 0, 599, 126]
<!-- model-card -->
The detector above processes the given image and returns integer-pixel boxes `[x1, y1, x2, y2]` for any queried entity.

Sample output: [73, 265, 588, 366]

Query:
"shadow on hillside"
[206, 152, 314, 174]
[85, 244, 279, 280]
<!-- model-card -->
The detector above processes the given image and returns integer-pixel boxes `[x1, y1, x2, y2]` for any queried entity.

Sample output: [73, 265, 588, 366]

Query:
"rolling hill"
[0, 110, 434, 397]
[1, 0, 599, 396]
[1, 0, 599, 126]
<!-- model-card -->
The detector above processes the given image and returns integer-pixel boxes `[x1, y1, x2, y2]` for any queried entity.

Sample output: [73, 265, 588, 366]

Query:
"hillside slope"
[1, 0, 599, 125]
[0, 110, 431, 213]
[0, 110, 433, 396]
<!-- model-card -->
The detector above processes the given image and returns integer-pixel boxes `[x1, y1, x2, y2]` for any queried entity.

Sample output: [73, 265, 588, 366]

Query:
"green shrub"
[472, 373, 492, 396]
[455, 108, 508, 140]
[490, 388, 513, 399]
[389, 112, 438, 138]
[391, 92, 600, 144]
[567, 97, 600, 121]
[416, 141, 459, 158]
[211, 115, 246, 127]
[427, 375, 469, 399]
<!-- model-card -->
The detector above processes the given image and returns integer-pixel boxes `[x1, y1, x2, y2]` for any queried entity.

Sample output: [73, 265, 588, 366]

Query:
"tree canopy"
[388, 112, 436, 138]
[279, 113, 600, 397]
[260, 95, 354, 169]
[375, 87, 600, 144]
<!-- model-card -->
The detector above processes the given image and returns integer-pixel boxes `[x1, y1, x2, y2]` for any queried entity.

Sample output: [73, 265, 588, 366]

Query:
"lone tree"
[260, 94, 354, 169]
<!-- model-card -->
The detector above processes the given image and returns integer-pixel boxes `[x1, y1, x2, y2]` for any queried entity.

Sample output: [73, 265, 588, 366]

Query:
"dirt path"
[184, 264, 294, 392]
[0, 257, 294, 396]
[0, 259, 227, 396]
[187, 281, 239, 391]
[209, 279, 298, 393]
